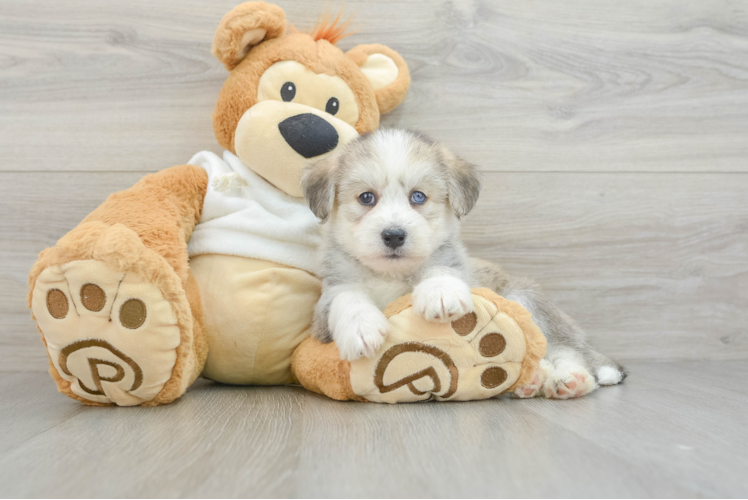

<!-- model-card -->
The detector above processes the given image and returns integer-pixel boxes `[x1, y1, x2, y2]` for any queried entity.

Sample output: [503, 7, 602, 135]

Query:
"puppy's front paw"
[332, 304, 390, 361]
[413, 276, 474, 322]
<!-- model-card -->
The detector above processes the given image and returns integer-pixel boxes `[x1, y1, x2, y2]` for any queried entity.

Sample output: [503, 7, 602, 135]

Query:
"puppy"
[302, 128, 626, 398]
[301, 129, 480, 361]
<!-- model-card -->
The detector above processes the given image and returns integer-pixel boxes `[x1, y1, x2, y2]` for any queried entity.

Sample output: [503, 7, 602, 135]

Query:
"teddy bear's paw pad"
[349, 292, 531, 403]
[542, 366, 598, 399]
[371, 342, 459, 400]
[32, 260, 181, 406]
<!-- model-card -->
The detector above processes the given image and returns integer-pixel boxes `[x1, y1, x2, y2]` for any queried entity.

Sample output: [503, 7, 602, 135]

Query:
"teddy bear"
[27, 1, 545, 406]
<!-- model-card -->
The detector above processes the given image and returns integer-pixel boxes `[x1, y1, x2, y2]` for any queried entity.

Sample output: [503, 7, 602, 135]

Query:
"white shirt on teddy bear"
[186, 150, 321, 275]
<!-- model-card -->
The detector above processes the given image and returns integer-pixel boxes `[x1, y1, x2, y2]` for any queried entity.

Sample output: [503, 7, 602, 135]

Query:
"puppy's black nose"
[278, 113, 339, 159]
[382, 228, 407, 249]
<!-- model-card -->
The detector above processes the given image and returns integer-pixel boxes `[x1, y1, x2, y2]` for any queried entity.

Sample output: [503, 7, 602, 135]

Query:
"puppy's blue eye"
[359, 192, 376, 206]
[410, 191, 427, 205]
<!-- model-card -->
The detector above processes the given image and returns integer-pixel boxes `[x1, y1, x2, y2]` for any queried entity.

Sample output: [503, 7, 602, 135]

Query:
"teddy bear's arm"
[29, 164, 208, 291]
[78, 164, 208, 282]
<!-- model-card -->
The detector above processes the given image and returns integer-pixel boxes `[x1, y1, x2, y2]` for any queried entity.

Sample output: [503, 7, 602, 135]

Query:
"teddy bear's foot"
[33, 261, 179, 405]
[293, 288, 548, 404]
[343, 288, 547, 403]
[30, 224, 199, 406]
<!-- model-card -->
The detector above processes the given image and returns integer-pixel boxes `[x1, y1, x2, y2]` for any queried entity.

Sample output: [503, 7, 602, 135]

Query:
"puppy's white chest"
[365, 280, 411, 310]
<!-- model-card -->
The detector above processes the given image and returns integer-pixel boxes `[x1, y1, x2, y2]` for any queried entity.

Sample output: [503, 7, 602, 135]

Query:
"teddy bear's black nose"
[278, 113, 339, 159]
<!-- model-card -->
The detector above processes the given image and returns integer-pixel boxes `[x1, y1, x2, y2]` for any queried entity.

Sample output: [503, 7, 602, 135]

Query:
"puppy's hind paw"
[511, 359, 553, 399]
[543, 367, 598, 399]
[413, 276, 473, 323]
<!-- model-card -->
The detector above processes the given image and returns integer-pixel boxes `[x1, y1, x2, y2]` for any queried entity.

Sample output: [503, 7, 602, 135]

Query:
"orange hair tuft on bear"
[309, 8, 355, 45]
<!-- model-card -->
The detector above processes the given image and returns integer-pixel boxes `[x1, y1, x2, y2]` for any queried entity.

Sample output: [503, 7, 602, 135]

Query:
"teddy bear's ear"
[346, 44, 410, 114]
[212, 2, 287, 70]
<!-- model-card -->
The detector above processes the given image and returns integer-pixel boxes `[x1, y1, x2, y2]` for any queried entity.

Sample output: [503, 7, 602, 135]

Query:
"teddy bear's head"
[211, 1, 410, 197]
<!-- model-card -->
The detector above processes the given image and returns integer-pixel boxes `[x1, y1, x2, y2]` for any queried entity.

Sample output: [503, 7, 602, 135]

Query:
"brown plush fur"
[28, 165, 209, 406]
[292, 337, 363, 401]
[145, 270, 208, 406]
[346, 44, 411, 115]
[212, 1, 287, 70]
[82, 165, 208, 284]
[382, 294, 415, 318]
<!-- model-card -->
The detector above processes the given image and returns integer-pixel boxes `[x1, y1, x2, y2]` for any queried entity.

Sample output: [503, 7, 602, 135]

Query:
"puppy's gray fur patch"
[471, 258, 627, 381]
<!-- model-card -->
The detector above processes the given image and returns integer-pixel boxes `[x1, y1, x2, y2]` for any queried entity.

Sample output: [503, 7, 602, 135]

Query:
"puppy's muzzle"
[278, 113, 339, 159]
[382, 228, 407, 249]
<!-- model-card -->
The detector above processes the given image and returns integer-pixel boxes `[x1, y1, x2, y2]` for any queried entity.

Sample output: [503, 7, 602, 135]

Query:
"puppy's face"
[302, 129, 481, 274]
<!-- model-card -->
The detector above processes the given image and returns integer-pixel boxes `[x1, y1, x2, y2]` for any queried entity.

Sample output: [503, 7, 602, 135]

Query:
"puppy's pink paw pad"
[514, 384, 541, 398]
[544, 370, 597, 399]
[511, 359, 553, 399]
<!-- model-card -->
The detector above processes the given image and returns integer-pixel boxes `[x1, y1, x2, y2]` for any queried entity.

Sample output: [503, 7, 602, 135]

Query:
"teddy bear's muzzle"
[233, 100, 359, 197]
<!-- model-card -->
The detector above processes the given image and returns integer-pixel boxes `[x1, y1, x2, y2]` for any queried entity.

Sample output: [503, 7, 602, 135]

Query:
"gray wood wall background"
[1, 0, 746, 372]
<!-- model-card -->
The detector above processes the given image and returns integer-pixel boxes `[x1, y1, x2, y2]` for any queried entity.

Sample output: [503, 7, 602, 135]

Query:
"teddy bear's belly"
[190, 254, 321, 385]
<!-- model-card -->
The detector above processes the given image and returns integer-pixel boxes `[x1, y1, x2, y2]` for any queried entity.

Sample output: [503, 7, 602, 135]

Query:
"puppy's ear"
[442, 147, 481, 218]
[212, 2, 287, 70]
[301, 154, 338, 223]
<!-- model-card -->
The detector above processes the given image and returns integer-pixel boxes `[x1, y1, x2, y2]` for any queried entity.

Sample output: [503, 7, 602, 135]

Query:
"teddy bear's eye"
[326, 97, 339, 116]
[280, 82, 296, 102]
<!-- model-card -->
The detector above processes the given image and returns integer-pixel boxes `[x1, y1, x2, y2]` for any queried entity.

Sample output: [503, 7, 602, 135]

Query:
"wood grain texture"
[2, 171, 746, 372]
[1, 2, 747, 497]
[464, 172, 748, 361]
[1, 0, 748, 173]
[1, 362, 746, 497]
[1, 1, 748, 370]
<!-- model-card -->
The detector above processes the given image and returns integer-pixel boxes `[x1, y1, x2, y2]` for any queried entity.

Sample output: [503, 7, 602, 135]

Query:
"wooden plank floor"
[1, 2, 748, 497]
[1, 361, 746, 498]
